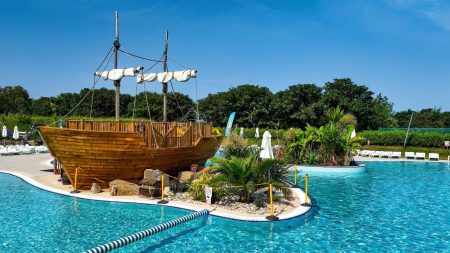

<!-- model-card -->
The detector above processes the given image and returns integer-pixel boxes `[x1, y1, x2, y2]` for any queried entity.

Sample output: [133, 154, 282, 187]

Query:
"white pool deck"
[0, 154, 311, 222]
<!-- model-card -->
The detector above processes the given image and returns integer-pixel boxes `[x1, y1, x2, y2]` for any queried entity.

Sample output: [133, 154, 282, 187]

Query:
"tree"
[199, 84, 274, 128]
[273, 84, 323, 128]
[394, 108, 449, 128]
[32, 96, 56, 116]
[0, 86, 32, 114]
[127, 91, 194, 121]
[322, 78, 396, 130]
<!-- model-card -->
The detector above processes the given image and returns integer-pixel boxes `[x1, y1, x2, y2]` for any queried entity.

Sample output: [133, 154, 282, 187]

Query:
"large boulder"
[143, 169, 161, 180]
[109, 180, 139, 196]
[141, 169, 169, 195]
[178, 171, 194, 183]
[139, 185, 161, 198]
[90, 183, 102, 194]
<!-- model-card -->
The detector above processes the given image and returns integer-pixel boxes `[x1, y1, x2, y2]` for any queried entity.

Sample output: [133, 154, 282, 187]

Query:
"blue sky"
[0, 0, 449, 111]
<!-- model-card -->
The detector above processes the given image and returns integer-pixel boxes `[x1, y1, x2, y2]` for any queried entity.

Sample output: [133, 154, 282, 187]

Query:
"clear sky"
[1, 0, 449, 111]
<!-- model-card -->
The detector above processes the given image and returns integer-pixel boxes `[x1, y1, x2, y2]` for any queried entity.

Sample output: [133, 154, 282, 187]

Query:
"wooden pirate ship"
[38, 12, 221, 190]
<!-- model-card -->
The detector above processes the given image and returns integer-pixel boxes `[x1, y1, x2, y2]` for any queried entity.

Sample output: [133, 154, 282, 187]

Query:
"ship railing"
[65, 119, 212, 148]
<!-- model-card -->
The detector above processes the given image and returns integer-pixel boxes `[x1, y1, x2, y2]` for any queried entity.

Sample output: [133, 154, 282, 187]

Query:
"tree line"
[1, 78, 449, 130]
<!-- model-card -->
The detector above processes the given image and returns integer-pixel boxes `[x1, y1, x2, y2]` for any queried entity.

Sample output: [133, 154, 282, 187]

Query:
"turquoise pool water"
[1, 161, 449, 252]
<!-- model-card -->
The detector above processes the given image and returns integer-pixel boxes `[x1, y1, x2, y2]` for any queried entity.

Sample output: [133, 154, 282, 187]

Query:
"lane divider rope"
[83, 209, 209, 253]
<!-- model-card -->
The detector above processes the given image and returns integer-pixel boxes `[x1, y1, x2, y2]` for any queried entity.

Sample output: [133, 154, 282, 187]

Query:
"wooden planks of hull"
[39, 127, 221, 190]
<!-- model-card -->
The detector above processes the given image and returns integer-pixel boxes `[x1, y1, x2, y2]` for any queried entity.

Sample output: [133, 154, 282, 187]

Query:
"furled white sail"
[95, 67, 143, 81]
[136, 70, 196, 83]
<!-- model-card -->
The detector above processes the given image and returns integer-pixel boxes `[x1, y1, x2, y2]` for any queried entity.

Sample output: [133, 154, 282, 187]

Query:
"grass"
[361, 145, 450, 160]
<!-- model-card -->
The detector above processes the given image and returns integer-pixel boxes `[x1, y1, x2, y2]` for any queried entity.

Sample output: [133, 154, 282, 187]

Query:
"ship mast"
[113, 11, 121, 120]
[162, 31, 169, 122]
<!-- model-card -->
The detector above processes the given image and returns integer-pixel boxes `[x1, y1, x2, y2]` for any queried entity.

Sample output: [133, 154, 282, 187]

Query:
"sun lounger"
[405, 152, 415, 159]
[360, 150, 374, 157]
[35, 146, 49, 154]
[370, 151, 381, 158]
[415, 152, 425, 160]
[379, 151, 391, 158]
[429, 153, 439, 161]
[390, 152, 401, 158]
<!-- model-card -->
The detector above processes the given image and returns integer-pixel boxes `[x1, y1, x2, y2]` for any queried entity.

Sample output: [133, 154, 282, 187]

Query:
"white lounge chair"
[35, 145, 49, 154]
[405, 152, 415, 159]
[370, 151, 381, 158]
[429, 153, 439, 161]
[360, 150, 374, 157]
[415, 152, 425, 160]
[390, 152, 401, 158]
[379, 151, 391, 158]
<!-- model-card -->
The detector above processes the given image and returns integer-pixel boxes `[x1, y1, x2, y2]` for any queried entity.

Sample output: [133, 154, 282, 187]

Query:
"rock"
[90, 183, 102, 194]
[142, 169, 169, 193]
[139, 178, 160, 186]
[178, 171, 194, 183]
[143, 169, 162, 180]
[109, 179, 139, 196]
[139, 186, 161, 198]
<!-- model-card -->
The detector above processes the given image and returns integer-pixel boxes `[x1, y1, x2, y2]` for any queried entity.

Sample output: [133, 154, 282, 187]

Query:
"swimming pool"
[1, 161, 449, 252]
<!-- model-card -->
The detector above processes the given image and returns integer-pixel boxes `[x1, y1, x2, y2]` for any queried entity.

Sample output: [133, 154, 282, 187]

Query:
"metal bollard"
[293, 163, 299, 188]
[70, 167, 80, 194]
[158, 174, 168, 204]
[266, 183, 279, 221]
[301, 174, 311, 207]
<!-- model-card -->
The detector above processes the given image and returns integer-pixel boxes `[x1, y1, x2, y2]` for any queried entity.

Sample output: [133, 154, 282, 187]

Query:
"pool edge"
[0, 170, 312, 222]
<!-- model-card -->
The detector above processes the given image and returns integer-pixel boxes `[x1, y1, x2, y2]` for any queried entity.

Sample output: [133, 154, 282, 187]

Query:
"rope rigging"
[50, 46, 114, 126]
[52, 43, 200, 125]
[118, 48, 163, 62]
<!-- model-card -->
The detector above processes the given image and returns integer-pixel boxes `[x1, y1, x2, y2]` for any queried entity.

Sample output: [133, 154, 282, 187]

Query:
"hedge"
[358, 130, 450, 148]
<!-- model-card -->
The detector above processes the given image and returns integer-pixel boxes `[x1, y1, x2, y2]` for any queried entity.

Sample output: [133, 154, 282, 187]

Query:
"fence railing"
[65, 119, 213, 148]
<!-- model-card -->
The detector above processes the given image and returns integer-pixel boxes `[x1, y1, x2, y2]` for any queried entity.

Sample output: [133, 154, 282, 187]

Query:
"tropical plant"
[221, 132, 255, 158]
[188, 173, 226, 202]
[284, 107, 361, 166]
[211, 156, 291, 203]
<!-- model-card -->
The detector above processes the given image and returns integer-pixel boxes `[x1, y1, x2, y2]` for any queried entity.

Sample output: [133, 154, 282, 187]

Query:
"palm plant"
[339, 126, 362, 165]
[211, 156, 291, 202]
[211, 155, 258, 202]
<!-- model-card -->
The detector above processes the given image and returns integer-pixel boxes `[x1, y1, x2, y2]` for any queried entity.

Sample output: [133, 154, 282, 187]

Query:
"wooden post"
[53, 158, 58, 175]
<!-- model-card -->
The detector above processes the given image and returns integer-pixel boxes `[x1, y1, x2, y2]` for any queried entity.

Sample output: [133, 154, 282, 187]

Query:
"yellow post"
[294, 163, 297, 186]
[158, 174, 168, 204]
[70, 167, 80, 194]
[266, 183, 279, 220]
[269, 183, 274, 217]
[161, 175, 165, 201]
[301, 174, 311, 206]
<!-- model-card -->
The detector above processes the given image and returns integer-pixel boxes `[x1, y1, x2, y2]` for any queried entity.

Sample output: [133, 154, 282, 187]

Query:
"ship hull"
[39, 127, 221, 190]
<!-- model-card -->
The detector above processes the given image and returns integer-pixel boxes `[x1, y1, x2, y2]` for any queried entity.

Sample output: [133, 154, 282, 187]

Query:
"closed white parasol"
[240, 127, 244, 137]
[2, 125, 7, 138]
[255, 127, 260, 138]
[13, 126, 19, 140]
[260, 131, 274, 159]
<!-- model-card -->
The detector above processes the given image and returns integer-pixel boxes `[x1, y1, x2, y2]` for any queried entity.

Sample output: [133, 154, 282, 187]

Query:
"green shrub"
[358, 130, 450, 147]
[188, 174, 226, 202]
